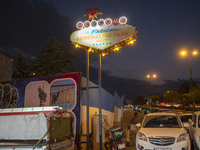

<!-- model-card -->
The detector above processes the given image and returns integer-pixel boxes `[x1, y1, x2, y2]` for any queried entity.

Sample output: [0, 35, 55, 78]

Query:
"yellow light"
[115, 47, 119, 51]
[88, 48, 92, 52]
[102, 53, 105, 56]
[180, 51, 187, 56]
[153, 74, 157, 78]
[193, 51, 198, 55]
[146, 75, 150, 78]
[33, 73, 36, 76]
[129, 40, 134, 44]
[75, 44, 79, 48]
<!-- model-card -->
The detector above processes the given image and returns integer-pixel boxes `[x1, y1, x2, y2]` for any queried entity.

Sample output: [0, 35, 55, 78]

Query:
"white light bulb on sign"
[84, 21, 91, 28]
[76, 21, 84, 29]
[119, 16, 127, 24]
[91, 20, 98, 27]
[98, 19, 105, 27]
[105, 18, 112, 26]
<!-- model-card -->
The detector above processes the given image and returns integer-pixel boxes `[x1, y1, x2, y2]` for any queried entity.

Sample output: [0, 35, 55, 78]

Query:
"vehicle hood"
[139, 128, 186, 138]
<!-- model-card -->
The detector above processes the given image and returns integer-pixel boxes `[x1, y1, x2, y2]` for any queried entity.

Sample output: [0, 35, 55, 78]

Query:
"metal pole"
[150, 78, 153, 96]
[86, 50, 90, 150]
[188, 53, 193, 82]
[98, 53, 102, 150]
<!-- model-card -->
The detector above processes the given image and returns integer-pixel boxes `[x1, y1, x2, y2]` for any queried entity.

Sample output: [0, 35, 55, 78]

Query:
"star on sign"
[84, 7, 103, 21]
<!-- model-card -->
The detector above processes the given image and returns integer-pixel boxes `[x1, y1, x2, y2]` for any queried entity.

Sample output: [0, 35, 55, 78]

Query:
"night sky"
[1, 0, 200, 85]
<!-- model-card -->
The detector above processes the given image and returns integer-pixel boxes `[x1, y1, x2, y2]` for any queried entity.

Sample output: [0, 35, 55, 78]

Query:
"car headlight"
[177, 133, 187, 142]
[138, 132, 148, 142]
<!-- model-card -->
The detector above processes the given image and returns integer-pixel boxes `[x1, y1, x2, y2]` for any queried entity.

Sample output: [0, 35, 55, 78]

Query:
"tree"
[149, 96, 161, 104]
[133, 96, 146, 105]
[186, 87, 200, 105]
[12, 51, 30, 79]
[178, 81, 190, 94]
[31, 37, 74, 77]
[163, 91, 181, 105]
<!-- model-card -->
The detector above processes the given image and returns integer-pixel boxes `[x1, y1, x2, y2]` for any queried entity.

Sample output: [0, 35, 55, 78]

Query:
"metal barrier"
[0, 83, 19, 108]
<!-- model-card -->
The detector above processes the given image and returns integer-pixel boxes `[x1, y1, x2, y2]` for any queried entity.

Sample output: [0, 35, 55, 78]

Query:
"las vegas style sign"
[70, 16, 137, 54]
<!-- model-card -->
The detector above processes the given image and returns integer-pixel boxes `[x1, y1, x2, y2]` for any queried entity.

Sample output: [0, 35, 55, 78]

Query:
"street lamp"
[146, 74, 157, 81]
[146, 74, 157, 105]
[179, 49, 198, 82]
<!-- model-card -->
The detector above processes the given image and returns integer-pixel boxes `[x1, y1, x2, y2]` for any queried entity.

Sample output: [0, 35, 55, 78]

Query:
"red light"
[112, 18, 119, 25]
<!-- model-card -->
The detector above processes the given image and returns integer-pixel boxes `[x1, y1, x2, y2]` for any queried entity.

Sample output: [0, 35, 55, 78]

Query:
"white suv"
[136, 112, 191, 150]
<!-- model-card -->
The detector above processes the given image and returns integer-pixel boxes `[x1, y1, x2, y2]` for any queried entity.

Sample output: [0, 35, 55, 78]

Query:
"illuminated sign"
[71, 24, 135, 51]
[71, 16, 137, 55]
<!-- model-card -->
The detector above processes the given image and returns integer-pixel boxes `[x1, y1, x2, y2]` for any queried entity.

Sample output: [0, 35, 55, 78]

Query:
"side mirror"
[183, 122, 190, 128]
[188, 119, 193, 126]
[136, 123, 141, 128]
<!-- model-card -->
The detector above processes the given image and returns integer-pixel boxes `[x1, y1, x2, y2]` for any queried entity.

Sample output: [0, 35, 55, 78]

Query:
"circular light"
[119, 16, 127, 24]
[98, 19, 105, 26]
[91, 20, 97, 27]
[84, 21, 91, 28]
[76, 21, 84, 29]
[112, 18, 119, 25]
[105, 18, 112, 26]
[193, 51, 198, 55]
[180, 51, 187, 56]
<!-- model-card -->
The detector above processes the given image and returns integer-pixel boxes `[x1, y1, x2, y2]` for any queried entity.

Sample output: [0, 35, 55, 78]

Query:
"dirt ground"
[122, 109, 144, 150]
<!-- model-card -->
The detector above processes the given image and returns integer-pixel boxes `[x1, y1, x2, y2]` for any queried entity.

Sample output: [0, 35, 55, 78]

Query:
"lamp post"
[180, 50, 198, 82]
[146, 74, 157, 104]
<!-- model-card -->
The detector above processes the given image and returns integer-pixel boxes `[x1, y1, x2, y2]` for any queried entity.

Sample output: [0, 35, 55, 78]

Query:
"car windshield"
[143, 115, 181, 128]
[179, 115, 192, 123]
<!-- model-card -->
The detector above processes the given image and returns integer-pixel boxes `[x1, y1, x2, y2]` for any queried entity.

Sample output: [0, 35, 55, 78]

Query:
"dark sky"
[1, 0, 200, 85]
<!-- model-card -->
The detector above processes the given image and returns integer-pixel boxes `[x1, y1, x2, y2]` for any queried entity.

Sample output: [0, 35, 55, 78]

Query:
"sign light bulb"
[119, 16, 127, 24]
[98, 19, 104, 26]
[129, 40, 134, 44]
[91, 20, 97, 27]
[76, 21, 84, 29]
[105, 18, 112, 26]
[115, 47, 119, 51]
[84, 21, 91, 28]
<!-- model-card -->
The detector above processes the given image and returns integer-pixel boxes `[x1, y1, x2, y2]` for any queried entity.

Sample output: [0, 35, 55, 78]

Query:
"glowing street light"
[146, 74, 157, 80]
[179, 49, 198, 81]
[146, 73, 157, 102]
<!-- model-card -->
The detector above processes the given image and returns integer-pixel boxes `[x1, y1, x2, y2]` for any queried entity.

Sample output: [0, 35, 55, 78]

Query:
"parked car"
[150, 107, 159, 113]
[136, 112, 191, 150]
[157, 108, 170, 112]
[188, 111, 200, 149]
[178, 112, 192, 128]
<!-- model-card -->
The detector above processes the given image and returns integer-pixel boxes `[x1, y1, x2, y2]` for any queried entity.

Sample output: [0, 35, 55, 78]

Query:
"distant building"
[0, 53, 13, 82]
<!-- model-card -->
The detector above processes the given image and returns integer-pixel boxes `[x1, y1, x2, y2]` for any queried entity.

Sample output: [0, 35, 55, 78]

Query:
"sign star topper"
[84, 7, 103, 20]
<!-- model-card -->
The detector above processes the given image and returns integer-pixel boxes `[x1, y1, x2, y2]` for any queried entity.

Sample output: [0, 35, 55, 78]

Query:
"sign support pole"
[86, 50, 90, 150]
[98, 53, 102, 150]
